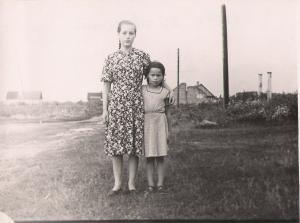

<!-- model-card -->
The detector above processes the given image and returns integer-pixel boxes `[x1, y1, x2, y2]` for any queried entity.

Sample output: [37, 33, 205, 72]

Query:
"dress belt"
[145, 111, 165, 114]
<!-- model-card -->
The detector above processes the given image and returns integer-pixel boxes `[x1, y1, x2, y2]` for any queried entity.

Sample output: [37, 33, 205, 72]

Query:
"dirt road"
[0, 118, 109, 220]
[0, 118, 103, 160]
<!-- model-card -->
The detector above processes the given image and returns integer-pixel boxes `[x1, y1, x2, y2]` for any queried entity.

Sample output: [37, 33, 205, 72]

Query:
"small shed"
[87, 92, 102, 101]
[87, 92, 102, 116]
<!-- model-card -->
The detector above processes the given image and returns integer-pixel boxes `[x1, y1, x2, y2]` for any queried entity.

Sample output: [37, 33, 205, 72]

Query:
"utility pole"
[177, 48, 180, 107]
[222, 4, 229, 108]
[258, 73, 263, 97]
[267, 72, 272, 101]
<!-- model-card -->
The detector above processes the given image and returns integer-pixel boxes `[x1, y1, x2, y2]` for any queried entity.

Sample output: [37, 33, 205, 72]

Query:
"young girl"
[142, 61, 171, 193]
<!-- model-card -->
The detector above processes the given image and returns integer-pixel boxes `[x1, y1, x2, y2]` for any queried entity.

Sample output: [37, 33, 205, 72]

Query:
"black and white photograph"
[0, 0, 298, 222]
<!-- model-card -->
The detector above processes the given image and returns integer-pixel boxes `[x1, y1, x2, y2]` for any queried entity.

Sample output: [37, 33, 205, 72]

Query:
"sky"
[0, 0, 298, 101]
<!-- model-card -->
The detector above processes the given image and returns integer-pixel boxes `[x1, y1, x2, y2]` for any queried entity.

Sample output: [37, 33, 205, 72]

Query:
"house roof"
[6, 91, 42, 100]
[172, 82, 216, 98]
[188, 84, 216, 98]
[173, 83, 187, 90]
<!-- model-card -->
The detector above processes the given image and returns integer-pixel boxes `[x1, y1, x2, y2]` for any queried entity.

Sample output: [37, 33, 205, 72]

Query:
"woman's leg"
[128, 155, 139, 190]
[146, 157, 155, 187]
[112, 155, 123, 191]
[156, 156, 165, 187]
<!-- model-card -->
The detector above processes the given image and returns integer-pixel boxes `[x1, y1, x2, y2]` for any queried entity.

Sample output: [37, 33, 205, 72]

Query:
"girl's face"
[118, 24, 136, 49]
[148, 68, 164, 87]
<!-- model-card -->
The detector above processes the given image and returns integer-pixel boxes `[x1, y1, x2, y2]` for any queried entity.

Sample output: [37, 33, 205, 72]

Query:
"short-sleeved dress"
[143, 85, 169, 157]
[101, 48, 150, 157]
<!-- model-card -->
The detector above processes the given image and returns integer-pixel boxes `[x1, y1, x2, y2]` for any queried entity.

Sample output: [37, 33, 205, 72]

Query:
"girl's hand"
[167, 132, 171, 144]
[102, 110, 108, 124]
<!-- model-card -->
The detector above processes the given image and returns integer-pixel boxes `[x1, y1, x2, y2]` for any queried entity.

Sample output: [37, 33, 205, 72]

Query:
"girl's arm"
[162, 80, 175, 104]
[102, 81, 111, 123]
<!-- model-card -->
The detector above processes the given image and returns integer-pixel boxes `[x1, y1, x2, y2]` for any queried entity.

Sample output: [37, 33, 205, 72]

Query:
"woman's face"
[148, 68, 164, 87]
[118, 24, 136, 49]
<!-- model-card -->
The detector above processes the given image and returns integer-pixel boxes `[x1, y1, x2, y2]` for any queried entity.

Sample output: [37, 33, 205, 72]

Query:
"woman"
[101, 20, 173, 195]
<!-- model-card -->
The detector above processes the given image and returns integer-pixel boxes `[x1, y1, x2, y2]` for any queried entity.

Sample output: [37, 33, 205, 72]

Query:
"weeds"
[0, 97, 298, 220]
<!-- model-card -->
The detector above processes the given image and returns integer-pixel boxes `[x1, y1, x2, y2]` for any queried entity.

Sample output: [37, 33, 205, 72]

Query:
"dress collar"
[118, 47, 134, 55]
[146, 86, 163, 94]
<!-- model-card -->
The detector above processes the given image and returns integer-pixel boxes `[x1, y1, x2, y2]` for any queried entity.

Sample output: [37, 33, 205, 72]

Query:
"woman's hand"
[167, 132, 171, 144]
[168, 91, 175, 105]
[161, 80, 175, 105]
[102, 110, 109, 124]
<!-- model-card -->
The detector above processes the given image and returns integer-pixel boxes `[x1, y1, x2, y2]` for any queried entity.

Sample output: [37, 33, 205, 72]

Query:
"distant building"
[234, 91, 258, 101]
[6, 91, 19, 100]
[233, 91, 283, 102]
[87, 92, 102, 101]
[173, 82, 217, 104]
[6, 91, 43, 104]
[87, 92, 102, 116]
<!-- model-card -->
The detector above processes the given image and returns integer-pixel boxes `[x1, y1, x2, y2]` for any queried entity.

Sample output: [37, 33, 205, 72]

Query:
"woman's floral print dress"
[101, 48, 150, 156]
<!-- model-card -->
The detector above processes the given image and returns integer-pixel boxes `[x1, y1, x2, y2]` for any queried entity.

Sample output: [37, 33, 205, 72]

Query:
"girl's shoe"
[157, 186, 167, 194]
[129, 189, 137, 194]
[107, 189, 122, 197]
[144, 186, 155, 198]
[147, 186, 155, 193]
[124, 188, 137, 195]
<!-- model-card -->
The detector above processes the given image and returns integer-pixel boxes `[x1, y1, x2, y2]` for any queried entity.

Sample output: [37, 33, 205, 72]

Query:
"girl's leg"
[146, 157, 155, 187]
[156, 156, 165, 187]
[112, 155, 123, 191]
[128, 154, 139, 190]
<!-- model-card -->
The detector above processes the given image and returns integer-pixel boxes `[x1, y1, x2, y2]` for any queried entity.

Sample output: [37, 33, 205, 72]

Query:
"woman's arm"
[165, 104, 171, 144]
[102, 81, 111, 123]
[162, 80, 175, 104]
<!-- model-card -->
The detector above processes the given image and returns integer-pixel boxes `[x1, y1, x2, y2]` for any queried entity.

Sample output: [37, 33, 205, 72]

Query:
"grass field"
[0, 119, 298, 221]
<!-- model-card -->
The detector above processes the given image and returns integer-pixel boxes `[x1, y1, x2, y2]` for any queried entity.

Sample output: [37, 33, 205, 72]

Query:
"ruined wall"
[173, 83, 187, 104]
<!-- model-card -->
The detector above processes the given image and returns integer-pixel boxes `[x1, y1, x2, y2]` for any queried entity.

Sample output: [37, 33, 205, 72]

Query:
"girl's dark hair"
[117, 20, 137, 49]
[145, 61, 166, 85]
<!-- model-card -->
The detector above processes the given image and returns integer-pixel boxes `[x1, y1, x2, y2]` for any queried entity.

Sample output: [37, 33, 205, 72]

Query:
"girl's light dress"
[142, 85, 169, 157]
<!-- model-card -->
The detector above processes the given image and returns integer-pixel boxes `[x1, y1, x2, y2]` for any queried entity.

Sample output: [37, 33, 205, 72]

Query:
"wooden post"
[222, 4, 229, 108]
[177, 48, 180, 107]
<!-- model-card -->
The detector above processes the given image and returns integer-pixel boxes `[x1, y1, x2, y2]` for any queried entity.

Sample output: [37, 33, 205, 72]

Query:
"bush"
[264, 93, 298, 121]
[226, 100, 267, 122]
[226, 93, 297, 122]
[169, 93, 297, 128]
[169, 102, 229, 128]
